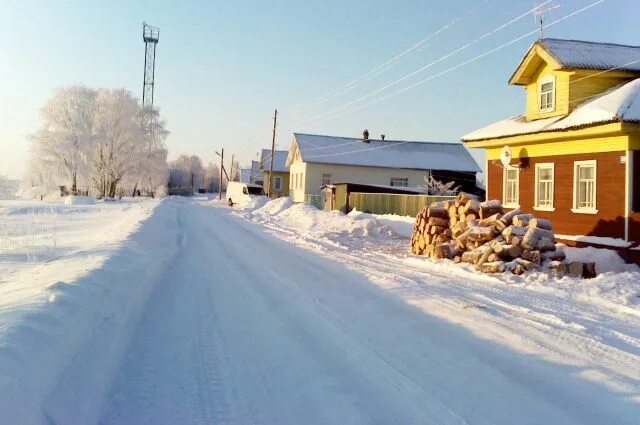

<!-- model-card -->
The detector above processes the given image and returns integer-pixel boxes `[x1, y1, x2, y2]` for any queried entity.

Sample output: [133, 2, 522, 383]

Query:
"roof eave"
[508, 42, 564, 86]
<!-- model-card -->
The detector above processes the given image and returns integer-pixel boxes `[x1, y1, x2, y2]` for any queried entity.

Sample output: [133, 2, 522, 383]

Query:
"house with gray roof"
[286, 132, 480, 203]
[260, 149, 289, 197]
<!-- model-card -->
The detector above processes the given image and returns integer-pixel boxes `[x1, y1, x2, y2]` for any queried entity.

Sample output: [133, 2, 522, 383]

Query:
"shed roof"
[260, 149, 289, 172]
[463, 77, 640, 141]
[291, 133, 480, 173]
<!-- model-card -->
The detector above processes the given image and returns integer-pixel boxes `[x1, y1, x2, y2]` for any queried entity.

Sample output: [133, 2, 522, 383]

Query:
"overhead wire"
[292, 0, 607, 130]
[285, 0, 491, 115]
[287, 1, 552, 129]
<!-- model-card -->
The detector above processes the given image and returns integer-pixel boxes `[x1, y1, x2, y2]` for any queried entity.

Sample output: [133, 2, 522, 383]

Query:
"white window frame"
[322, 173, 331, 186]
[539, 74, 556, 113]
[503, 165, 520, 208]
[273, 175, 283, 191]
[534, 163, 555, 211]
[572, 160, 598, 214]
[390, 177, 408, 187]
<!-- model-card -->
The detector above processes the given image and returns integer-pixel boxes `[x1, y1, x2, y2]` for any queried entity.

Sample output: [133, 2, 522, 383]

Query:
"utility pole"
[267, 109, 277, 198]
[218, 148, 224, 200]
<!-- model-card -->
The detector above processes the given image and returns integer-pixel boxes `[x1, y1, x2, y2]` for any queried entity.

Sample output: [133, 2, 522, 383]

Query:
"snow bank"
[244, 199, 398, 245]
[241, 195, 269, 210]
[563, 245, 637, 274]
[0, 199, 170, 424]
[64, 195, 95, 205]
[349, 209, 414, 238]
[255, 197, 293, 215]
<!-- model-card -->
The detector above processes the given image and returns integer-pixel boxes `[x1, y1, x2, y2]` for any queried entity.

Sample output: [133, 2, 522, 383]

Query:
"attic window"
[539, 75, 555, 113]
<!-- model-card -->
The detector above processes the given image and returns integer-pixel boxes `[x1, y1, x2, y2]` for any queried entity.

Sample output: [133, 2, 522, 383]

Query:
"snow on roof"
[540, 38, 640, 72]
[293, 133, 480, 173]
[260, 149, 289, 172]
[463, 78, 640, 141]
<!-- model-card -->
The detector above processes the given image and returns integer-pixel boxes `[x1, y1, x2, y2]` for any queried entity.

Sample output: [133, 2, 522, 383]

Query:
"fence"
[349, 192, 456, 217]
[303, 194, 322, 209]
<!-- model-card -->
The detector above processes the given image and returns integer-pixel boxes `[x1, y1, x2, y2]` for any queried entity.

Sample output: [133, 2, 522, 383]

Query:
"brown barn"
[463, 38, 640, 261]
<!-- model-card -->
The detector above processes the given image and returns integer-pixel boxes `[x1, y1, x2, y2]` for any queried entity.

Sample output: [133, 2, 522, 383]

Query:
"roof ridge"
[294, 132, 461, 145]
[540, 38, 640, 50]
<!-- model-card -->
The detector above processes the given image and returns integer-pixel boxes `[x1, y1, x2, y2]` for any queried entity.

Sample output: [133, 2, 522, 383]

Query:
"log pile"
[410, 193, 596, 278]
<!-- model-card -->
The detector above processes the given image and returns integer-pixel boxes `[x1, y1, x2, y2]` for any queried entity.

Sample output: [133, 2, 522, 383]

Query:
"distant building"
[286, 132, 480, 203]
[463, 38, 640, 256]
[250, 160, 264, 186]
[260, 150, 289, 197]
[239, 168, 251, 184]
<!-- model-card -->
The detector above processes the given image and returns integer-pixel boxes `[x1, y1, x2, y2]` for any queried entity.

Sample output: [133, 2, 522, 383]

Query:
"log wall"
[487, 151, 628, 239]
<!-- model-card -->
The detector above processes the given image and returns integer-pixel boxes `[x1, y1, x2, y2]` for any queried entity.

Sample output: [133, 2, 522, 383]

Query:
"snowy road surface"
[97, 199, 638, 424]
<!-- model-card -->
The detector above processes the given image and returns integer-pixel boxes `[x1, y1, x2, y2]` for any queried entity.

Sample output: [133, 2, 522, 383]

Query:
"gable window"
[539, 75, 555, 113]
[503, 165, 519, 208]
[534, 163, 554, 210]
[274, 176, 283, 191]
[573, 160, 597, 213]
[322, 173, 331, 186]
[390, 177, 408, 187]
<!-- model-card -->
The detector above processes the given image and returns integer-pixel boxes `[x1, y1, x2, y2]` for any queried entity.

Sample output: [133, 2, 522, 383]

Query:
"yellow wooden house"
[462, 38, 640, 258]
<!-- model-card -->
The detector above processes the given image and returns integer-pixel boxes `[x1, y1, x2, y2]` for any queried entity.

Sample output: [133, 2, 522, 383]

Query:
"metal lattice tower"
[142, 22, 159, 108]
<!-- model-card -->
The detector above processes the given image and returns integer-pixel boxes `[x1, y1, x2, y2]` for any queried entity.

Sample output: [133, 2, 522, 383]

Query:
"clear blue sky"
[1, 0, 638, 179]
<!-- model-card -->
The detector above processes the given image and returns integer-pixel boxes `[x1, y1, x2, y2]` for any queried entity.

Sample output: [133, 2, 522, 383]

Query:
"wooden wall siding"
[488, 151, 628, 239]
[630, 150, 640, 242]
[569, 71, 634, 114]
[525, 63, 570, 121]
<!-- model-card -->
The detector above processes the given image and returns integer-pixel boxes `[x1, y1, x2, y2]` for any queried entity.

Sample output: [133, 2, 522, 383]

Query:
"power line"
[286, 0, 491, 115]
[298, 0, 607, 128]
[287, 1, 551, 129]
[448, 57, 640, 123]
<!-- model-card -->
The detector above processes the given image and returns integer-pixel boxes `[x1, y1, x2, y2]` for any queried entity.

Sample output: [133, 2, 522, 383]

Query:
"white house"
[286, 132, 481, 203]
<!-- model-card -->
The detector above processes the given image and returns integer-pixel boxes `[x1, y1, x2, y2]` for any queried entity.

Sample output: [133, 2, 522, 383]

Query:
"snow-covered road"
[99, 199, 638, 424]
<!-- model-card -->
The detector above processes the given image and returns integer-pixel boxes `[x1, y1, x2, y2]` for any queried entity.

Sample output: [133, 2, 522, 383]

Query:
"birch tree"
[92, 89, 143, 198]
[28, 86, 96, 193]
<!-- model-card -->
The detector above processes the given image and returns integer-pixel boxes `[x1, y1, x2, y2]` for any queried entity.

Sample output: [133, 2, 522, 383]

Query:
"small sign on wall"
[620, 155, 627, 164]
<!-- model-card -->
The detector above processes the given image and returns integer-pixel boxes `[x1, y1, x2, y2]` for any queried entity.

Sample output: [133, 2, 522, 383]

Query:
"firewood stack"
[410, 192, 596, 278]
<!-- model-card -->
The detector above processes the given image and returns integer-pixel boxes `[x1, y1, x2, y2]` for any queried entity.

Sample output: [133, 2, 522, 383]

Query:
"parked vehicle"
[226, 182, 264, 206]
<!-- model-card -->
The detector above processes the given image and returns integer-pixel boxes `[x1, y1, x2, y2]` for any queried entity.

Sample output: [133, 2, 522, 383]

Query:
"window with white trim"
[390, 177, 408, 187]
[322, 173, 331, 186]
[573, 160, 597, 212]
[539, 75, 555, 113]
[534, 163, 554, 209]
[503, 165, 519, 207]
[274, 176, 283, 191]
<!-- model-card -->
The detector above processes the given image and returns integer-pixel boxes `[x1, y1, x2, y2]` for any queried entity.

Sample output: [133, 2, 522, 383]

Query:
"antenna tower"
[142, 22, 160, 108]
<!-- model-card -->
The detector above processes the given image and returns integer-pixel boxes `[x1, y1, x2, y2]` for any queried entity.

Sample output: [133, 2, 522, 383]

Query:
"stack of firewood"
[410, 192, 596, 277]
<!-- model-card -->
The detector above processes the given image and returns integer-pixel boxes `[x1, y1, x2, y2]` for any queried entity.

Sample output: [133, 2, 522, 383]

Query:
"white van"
[225, 182, 264, 206]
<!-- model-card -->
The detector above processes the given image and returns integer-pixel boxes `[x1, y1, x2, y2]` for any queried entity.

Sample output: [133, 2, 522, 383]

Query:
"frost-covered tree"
[28, 86, 97, 193]
[424, 174, 460, 196]
[203, 162, 221, 193]
[168, 155, 204, 192]
[129, 106, 169, 197]
[91, 89, 144, 197]
[0, 175, 19, 200]
[27, 85, 170, 198]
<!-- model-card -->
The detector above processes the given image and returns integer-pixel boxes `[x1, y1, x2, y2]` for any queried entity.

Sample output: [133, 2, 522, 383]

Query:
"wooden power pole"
[267, 109, 277, 198]
[218, 148, 224, 200]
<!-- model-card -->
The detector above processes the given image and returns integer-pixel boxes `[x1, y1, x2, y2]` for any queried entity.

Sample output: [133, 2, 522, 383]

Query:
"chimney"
[362, 129, 370, 142]
[380, 134, 385, 141]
